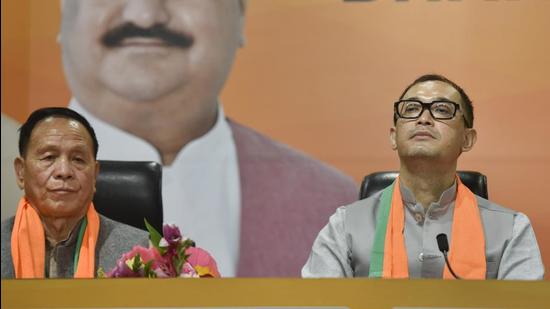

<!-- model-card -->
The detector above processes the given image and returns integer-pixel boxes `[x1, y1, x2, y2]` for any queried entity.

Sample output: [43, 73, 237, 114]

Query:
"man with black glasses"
[302, 74, 544, 279]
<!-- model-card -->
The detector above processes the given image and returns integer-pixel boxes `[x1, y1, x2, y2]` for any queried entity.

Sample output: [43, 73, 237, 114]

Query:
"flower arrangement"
[101, 220, 220, 278]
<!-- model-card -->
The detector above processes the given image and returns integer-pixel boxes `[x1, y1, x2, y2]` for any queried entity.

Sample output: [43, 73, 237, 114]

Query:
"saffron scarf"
[369, 176, 486, 279]
[11, 197, 100, 278]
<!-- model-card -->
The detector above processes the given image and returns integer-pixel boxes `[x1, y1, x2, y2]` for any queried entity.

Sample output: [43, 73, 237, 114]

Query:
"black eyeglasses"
[394, 99, 468, 125]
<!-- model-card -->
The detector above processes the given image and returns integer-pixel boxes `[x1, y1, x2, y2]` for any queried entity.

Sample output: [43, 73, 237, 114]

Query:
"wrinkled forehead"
[402, 80, 463, 106]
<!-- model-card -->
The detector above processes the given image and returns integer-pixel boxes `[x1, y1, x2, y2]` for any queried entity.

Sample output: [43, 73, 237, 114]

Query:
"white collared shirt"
[70, 99, 241, 277]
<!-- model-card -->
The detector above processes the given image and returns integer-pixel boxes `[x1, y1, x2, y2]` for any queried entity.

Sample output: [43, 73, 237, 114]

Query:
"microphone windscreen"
[436, 233, 449, 252]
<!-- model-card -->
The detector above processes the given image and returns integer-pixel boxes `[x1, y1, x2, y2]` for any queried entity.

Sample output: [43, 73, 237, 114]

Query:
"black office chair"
[359, 171, 488, 200]
[93, 160, 163, 232]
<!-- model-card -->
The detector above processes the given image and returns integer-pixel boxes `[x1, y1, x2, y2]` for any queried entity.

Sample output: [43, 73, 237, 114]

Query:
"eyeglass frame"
[393, 99, 471, 127]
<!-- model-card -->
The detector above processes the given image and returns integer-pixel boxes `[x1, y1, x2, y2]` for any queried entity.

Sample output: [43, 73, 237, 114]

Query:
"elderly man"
[1, 107, 148, 278]
[60, 0, 357, 276]
[302, 74, 544, 279]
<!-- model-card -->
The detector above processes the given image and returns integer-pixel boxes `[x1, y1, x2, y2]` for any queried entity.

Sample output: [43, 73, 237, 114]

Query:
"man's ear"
[14, 157, 25, 190]
[390, 127, 397, 151]
[462, 128, 477, 152]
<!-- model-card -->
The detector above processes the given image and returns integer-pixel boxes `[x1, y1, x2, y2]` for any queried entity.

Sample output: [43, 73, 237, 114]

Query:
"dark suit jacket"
[230, 120, 358, 276]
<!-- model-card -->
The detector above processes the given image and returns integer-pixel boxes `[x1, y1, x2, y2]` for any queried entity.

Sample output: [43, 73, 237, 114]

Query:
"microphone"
[436, 233, 461, 279]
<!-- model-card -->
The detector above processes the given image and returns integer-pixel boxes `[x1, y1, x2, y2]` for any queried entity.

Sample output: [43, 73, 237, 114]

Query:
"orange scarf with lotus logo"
[11, 197, 100, 278]
[369, 177, 486, 279]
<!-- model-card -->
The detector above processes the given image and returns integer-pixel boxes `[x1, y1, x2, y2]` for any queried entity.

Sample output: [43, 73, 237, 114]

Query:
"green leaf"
[158, 246, 167, 256]
[131, 253, 143, 272]
[144, 219, 163, 250]
[182, 239, 194, 248]
[177, 245, 186, 256]
[97, 267, 106, 278]
[143, 260, 156, 278]
[174, 255, 184, 276]
[176, 239, 193, 259]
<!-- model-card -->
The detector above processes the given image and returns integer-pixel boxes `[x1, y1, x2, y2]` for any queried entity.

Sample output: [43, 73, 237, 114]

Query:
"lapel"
[229, 120, 272, 276]
[228, 119, 358, 277]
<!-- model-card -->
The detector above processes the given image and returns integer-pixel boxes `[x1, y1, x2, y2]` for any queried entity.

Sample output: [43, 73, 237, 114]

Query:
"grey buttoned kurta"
[302, 182, 545, 279]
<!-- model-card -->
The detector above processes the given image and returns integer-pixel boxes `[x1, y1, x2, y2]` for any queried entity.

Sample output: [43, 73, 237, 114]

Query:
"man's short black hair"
[18, 107, 99, 158]
[394, 74, 474, 128]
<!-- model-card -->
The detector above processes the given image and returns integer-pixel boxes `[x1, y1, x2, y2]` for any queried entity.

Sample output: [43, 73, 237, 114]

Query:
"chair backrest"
[93, 160, 163, 232]
[359, 171, 488, 200]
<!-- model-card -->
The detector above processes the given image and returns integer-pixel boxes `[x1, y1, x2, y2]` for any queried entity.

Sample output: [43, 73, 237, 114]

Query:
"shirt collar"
[45, 218, 84, 250]
[399, 179, 457, 218]
[169, 100, 233, 166]
[68, 98, 232, 166]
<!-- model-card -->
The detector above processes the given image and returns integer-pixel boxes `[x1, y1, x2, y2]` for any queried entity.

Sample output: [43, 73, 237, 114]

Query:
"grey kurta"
[302, 182, 545, 279]
[1, 214, 149, 278]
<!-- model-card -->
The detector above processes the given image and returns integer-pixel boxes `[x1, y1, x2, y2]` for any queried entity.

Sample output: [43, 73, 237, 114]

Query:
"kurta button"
[418, 252, 424, 262]
[415, 214, 423, 222]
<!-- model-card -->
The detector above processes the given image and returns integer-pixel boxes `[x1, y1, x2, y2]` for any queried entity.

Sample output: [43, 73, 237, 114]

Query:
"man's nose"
[122, 0, 170, 29]
[416, 108, 435, 126]
[53, 158, 74, 180]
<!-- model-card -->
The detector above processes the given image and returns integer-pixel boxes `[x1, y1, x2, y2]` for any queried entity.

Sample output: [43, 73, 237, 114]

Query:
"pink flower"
[155, 254, 178, 277]
[107, 258, 140, 278]
[186, 247, 221, 278]
[107, 246, 161, 278]
[102, 222, 221, 279]
[180, 262, 199, 278]
[162, 224, 183, 246]
[131, 246, 162, 264]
